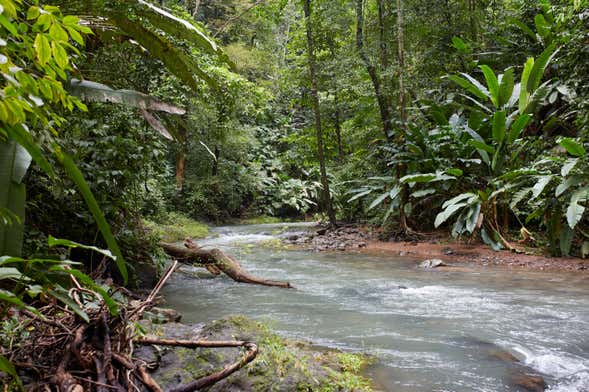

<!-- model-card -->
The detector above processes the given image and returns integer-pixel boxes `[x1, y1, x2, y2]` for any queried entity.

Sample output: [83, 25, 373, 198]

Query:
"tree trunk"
[304, 0, 337, 227]
[396, 0, 407, 131]
[174, 125, 188, 191]
[160, 241, 293, 288]
[334, 92, 344, 159]
[355, 0, 393, 141]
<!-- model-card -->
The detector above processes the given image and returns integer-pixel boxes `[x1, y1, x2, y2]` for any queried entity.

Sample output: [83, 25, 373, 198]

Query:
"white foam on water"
[511, 345, 589, 381]
[547, 371, 589, 392]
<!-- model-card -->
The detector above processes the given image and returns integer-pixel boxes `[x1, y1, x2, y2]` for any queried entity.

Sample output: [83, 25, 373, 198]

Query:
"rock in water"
[418, 259, 447, 269]
[511, 374, 547, 392]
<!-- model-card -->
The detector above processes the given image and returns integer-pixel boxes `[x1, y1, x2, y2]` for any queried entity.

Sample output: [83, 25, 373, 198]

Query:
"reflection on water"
[162, 223, 589, 392]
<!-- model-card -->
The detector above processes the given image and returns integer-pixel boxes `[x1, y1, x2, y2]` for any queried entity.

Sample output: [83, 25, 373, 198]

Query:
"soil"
[364, 239, 589, 273]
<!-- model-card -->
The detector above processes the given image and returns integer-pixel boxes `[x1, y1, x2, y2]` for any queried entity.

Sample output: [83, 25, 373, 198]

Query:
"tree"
[304, 0, 337, 226]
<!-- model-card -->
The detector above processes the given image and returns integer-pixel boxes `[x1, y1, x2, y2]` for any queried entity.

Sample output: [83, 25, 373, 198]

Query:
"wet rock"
[148, 307, 182, 323]
[141, 317, 372, 392]
[418, 259, 447, 269]
[511, 374, 547, 392]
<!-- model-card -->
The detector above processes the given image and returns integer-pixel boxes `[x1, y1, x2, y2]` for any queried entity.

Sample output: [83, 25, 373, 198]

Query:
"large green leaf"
[507, 114, 531, 144]
[54, 148, 128, 284]
[0, 141, 28, 257]
[519, 57, 534, 114]
[448, 74, 488, 101]
[492, 110, 506, 145]
[0, 355, 24, 391]
[566, 187, 588, 229]
[435, 202, 468, 228]
[480, 65, 499, 107]
[367, 191, 390, 211]
[68, 79, 186, 114]
[110, 14, 217, 92]
[498, 68, 515, 108]
[527, 44, 557, 93]
[558, 137, 586, 157]
[134, 0, 219, 57]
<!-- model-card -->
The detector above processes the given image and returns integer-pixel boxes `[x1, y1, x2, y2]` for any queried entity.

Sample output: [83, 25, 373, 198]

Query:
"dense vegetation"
[0, 0, 588, 389]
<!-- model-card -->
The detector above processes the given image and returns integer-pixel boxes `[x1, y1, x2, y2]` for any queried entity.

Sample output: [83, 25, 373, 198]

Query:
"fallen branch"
[134, 337, 258, 392]
[160, 242, 293, 289]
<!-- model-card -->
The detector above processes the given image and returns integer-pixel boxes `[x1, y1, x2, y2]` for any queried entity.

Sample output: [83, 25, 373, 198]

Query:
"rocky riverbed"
[138, 316, 374, 391]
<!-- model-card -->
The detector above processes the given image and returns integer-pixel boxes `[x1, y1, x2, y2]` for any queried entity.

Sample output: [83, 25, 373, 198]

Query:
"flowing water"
[162, 223, 589, 391]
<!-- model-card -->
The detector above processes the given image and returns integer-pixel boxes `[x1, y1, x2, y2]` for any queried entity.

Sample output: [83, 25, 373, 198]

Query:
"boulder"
[418, 259, 447, 269]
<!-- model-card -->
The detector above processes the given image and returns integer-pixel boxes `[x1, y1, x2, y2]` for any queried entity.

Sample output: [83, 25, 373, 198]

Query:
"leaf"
[558, 137, 586, 157]
[498, 68, 515, 108]
[140, 109, 173, 140]
[465, 202, 482, 233]
[481, 228, 503, 251]
[0, 355, 24, 391]
[519, 57, 534, 114]
[561, 158, 578, 177]
[6, 124, 54, 177]
[0, 141, 27, 257]
[480, 65, 500, 107]
[47, 235, 116, 260]
[527, 44, 557, 93]
[54, 148, 128, 284]
[469, 140, 495, 154]
[556, 177, 581, 197]
[49, 23, 69, 42]
[451, 36, 469, 53]
[68, 79, 186, 115]
[411, 188, 436, 198]
[442, 193, 476, 209]
[367, 191, 389, 211]
[0, 267, 22, 280]
[448, 75, 488, 101]
[492, 110, 507, 144]
[347, 189, 372, 203]
[446, 168, 463, 177]
[109, 15, 217, 92]
[52, 266, 119, 316]
[566, 188, 588, 229]
[34, 33, 52, 66]
[531, 175, 552, 199]
[507, 114, 531, 144]
[435, 202, 468, 228]
[48, 287, 90, 323]
[534, 14, 550, 40]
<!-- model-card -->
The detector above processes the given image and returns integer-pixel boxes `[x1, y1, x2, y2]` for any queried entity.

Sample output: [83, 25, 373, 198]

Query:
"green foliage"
[144, 212, 209, 242]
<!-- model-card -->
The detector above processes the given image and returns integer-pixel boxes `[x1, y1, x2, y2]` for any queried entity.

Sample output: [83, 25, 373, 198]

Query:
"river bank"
[161, 222, 589, 391]
[281, 224, 589, 273]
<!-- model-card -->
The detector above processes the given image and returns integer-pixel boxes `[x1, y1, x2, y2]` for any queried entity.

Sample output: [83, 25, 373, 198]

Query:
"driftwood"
[160, 241, 293, 289]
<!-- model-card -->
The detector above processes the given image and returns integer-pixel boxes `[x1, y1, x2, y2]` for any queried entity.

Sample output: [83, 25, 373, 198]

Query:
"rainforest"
[0, 0, 588, 391]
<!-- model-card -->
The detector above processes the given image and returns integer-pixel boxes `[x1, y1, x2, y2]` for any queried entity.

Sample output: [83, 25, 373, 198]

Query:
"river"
[162, 223, 589, 392]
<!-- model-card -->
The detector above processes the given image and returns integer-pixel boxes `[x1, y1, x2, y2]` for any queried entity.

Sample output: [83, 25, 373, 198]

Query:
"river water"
[162, 223, 589, 391]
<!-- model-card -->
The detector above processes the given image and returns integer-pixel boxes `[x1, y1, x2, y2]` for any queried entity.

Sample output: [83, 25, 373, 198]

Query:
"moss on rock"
[140, 316, 373, 391]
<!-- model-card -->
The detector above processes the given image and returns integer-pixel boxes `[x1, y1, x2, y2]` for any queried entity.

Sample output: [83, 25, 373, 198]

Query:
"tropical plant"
[508, 137, 588, 256]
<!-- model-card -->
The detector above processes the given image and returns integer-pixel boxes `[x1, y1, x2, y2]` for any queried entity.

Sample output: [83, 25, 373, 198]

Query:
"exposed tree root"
[160, 241, 293, 288]
[5, 256, 263, 391]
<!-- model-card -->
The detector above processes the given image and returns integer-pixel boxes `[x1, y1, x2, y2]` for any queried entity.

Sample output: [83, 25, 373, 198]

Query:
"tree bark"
[304, 0, 337, 227]
[355, 0, 393, 141]
[160, 241, 293, 288]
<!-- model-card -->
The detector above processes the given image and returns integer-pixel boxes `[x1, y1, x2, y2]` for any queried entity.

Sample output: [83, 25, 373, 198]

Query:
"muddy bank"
[365, 240, 589, 273]
[282, 225, 589, 273]
[139, 315, 374, 391]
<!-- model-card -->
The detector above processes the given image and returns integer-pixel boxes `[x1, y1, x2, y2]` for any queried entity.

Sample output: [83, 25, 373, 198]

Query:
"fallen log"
[159, 241, 293, 289]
